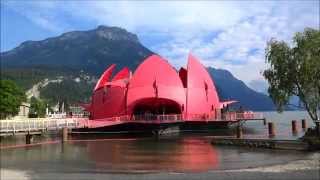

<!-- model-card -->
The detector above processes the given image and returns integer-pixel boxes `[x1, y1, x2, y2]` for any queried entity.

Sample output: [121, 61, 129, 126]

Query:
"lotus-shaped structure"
[85, 53, 235, 122]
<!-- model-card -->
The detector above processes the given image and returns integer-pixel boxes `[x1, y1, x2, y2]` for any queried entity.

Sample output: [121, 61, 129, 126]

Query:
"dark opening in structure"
[132, 98, 182, 116]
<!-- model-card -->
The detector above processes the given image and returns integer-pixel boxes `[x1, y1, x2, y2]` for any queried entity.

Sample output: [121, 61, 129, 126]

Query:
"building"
[18, 102, 30, 117]
[69, 105, 89, 117]
[82, 54, 235, 122]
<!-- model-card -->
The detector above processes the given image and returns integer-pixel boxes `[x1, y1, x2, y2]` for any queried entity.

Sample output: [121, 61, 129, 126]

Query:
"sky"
[1, 0, 319, 92]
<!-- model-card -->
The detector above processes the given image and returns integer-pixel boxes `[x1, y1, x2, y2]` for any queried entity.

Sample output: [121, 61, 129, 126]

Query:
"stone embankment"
[212, 138, 309, 151]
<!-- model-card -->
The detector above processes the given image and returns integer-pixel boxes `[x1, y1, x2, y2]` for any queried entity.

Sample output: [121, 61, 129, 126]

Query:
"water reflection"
[1, 135, 311, 174]
[85, 137, 219, 172]
[0, 112, 314, 174]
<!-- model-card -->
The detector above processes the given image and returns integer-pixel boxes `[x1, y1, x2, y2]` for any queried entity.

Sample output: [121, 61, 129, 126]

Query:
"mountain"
[1, 25, 275, 110]
[248, 79, 268, 94]
[1, 25, 153, 75]
[1, 25, 153, 106]
[208, 68, 275, 111]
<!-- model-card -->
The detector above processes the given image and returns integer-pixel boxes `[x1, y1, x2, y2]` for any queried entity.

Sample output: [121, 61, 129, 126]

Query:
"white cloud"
[144, 1, 319, 89]
[2, 0, 319, 91]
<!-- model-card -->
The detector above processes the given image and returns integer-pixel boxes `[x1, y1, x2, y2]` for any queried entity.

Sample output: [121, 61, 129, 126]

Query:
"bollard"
[316, 121, 320, 136]
[62, 127, 68, 143]
[236, 126, 243, 139]
[292, 120, 298, 134]
[263, 119, 267, 126]
[26, 134, 33, 144]
[268, 122, 275, 138]
[301, 119, 307, 130]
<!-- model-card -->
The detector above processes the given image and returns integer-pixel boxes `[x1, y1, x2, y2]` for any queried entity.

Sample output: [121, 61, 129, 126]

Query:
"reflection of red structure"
[85, 138, 219, 172]
[85, 54, 235, 121]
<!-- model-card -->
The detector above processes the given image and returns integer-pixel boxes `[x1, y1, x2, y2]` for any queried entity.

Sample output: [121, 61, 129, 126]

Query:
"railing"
[84, 112, 263, 124]
[156, 114, 183, 121]
[131, 114, 183, 122]
[90, 115, 130, 122]
[0, 118, 84, 134]
[0, 112, 265, 133]
[223, 112, 237, 121]
[91, 114, 184, 122]
[185, 114, 210, 121]
[85, 114, 183, 128]
[236, 111, 264, 120]
[184, 112, 264, 121]
[48, 113, 89, 119]
[223, 111, 264, 121]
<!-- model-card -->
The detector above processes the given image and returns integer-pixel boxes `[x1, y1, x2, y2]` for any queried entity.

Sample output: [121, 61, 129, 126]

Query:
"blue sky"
[1, 1, 319, 92]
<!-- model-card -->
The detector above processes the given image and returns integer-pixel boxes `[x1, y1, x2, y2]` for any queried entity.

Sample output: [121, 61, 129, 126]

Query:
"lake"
[1, 111, 319, 180]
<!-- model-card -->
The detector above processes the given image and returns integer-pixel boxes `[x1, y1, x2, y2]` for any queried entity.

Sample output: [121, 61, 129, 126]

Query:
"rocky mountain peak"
[94, 25, 139, 42]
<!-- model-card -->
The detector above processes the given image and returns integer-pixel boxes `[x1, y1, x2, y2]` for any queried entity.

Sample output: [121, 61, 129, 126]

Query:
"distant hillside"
[208, 67, 275, 111]
[1, 25, 153, 75]
[1, 25, 275, 110]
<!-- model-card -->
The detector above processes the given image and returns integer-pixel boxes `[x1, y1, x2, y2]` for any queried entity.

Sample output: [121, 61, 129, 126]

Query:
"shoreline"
[2, 152, 319, 180]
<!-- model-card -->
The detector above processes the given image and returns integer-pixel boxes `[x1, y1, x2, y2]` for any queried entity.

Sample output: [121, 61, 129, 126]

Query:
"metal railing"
[223, 112, 264, 121]
[0, 118, 84, 134]
[131, 114, 183, 122]
[83, 114, 184, 128]
[0, 112, 264, 133]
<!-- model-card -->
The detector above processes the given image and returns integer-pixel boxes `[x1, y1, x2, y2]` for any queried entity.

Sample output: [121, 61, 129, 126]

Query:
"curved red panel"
[112, 67, 130, 81]
[127, 55, 186, 115]
[94, 64, 116, 91]
[91, 86, 127, 119]
[186, 54, 220, 119]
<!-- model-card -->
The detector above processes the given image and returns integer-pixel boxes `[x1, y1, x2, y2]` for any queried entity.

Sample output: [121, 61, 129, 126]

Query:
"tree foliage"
[264, 28, 320, 123]
[1, 66, 80, 90]
[0, 80, 26, 119]
[2, 67, 94, 106]
[28, 96, 47, 118]
[40, 79, 93, 105]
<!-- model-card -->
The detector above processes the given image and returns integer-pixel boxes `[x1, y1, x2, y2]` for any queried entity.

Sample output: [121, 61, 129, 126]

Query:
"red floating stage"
[77, 54, 264, 134]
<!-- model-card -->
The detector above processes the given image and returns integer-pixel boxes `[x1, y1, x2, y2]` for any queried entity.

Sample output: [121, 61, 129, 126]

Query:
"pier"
[0, 112, 264, 136]
[1, 115, 317, 151]
[0, 111, 265, 145]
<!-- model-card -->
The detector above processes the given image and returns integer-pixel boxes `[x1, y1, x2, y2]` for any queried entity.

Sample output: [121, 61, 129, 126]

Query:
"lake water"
[0, 111, 318, 177]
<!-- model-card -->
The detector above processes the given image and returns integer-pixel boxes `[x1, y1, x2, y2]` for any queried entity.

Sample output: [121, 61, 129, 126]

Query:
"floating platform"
[73, 119, 183, 135]
[73, 117, 264, 135]
[0, 112, 265, 137]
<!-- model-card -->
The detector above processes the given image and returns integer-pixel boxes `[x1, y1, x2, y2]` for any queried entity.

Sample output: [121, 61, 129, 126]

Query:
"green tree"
[0, 80, 26, 119]
[264, 28, 320, 124]
[28, 96, 47, 118]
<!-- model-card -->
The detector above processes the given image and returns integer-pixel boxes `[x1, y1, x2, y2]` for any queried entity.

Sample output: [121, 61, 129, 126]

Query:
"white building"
[18, 102, 30, 117]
